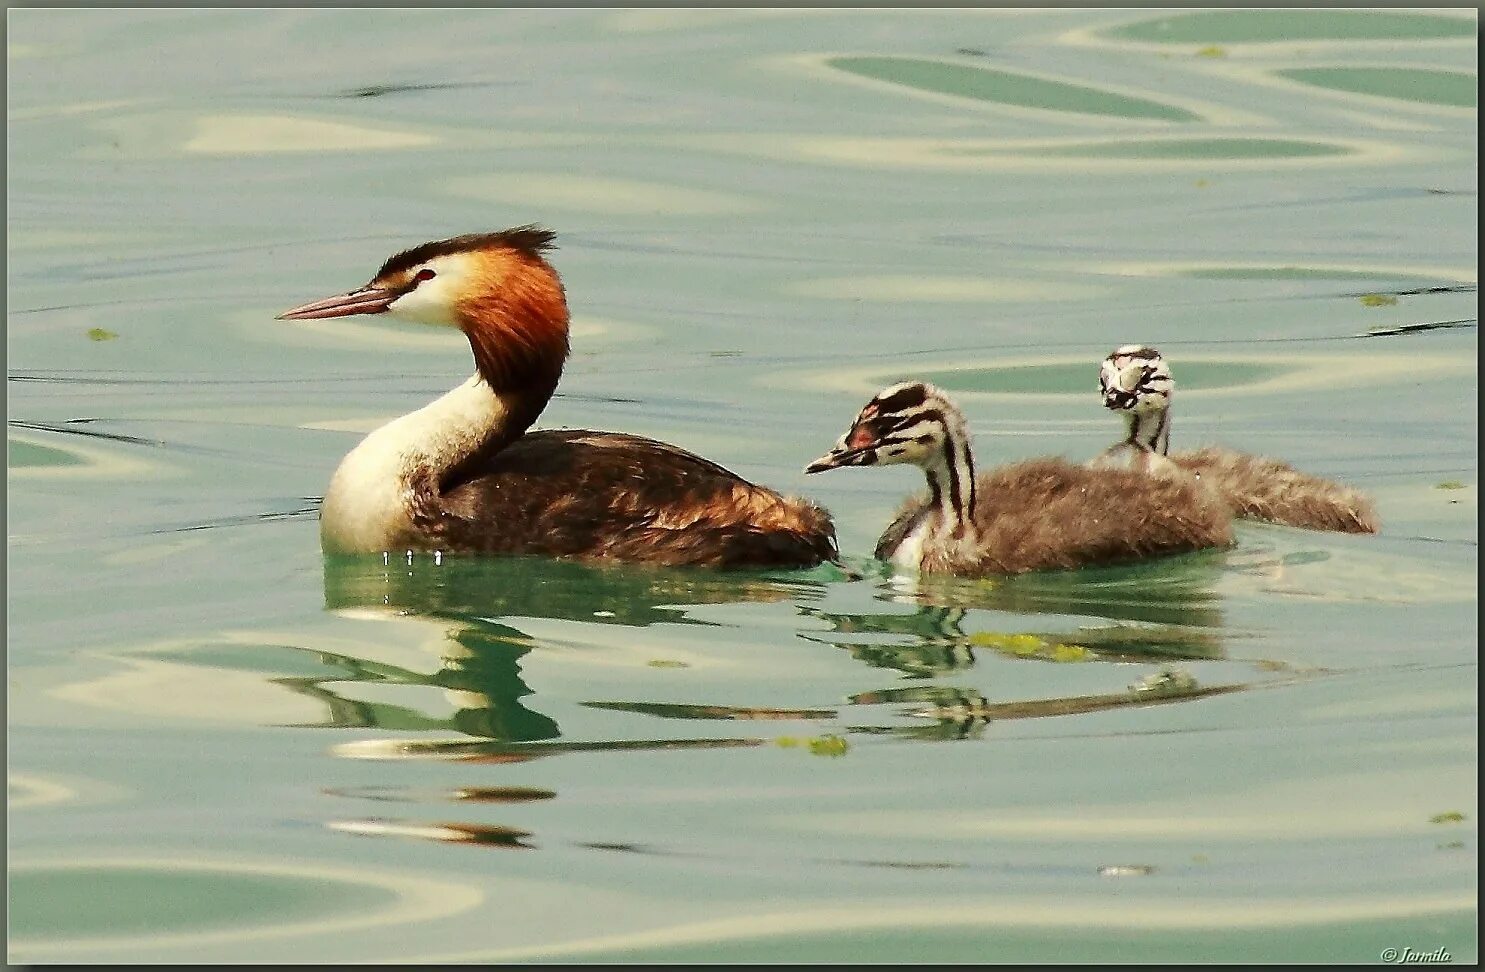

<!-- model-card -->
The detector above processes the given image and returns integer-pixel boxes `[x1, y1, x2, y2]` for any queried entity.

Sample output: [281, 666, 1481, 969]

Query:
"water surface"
[7, 7, 1477, 964]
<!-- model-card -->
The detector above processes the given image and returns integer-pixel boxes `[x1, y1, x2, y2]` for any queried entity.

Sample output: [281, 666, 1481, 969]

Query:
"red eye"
[415, 268, 436, 282]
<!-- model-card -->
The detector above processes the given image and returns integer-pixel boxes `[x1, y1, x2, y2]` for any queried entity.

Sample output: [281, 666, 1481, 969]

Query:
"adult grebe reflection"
[299, 554, 833, 751]
[277, 622, 560, 743]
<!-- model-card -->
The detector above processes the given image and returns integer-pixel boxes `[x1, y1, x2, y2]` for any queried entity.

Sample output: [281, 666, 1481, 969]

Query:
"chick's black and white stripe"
[810, 379, 1237, 575]
[1100, 345, 1174, 454]
[861, 384, 980, 542]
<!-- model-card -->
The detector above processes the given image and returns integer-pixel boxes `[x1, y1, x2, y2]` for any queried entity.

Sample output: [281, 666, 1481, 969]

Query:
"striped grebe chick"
[278, 227, 836, 567]
[1094, 345, 1380, 534]
[804, 382, 1233, 576]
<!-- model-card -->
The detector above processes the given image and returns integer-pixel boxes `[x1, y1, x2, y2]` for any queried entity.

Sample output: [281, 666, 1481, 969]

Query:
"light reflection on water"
[7, 5, 1476, 965]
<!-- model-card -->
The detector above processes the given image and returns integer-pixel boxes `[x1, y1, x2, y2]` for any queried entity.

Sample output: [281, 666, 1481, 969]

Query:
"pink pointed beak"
[276, 287, 399, 321]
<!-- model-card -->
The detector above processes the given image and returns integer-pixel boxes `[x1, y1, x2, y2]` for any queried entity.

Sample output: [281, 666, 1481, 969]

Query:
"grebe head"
[805, 382, 964, 473]
[277, 226, 569, 390]
[1100, 345, 1173, 413]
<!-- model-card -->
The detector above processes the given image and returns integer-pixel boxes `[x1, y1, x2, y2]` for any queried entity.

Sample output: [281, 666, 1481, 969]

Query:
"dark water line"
[1348, 284, 1477, 297]
[7, 295, 214, 316]
[152, 505, 323, 535]
[7, 419, 165, 448]
[1346, 466, 1477, 480]
[1359, 318, 1477, 338]
[1394, 535, 1478, 547]
[6, 419, 328, 469]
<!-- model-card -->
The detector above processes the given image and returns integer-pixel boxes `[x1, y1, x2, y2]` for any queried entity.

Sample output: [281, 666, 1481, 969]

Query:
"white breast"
[319, 435, 415, 554]
[317, 375, 509, 554]
[892, 517, 930, 570]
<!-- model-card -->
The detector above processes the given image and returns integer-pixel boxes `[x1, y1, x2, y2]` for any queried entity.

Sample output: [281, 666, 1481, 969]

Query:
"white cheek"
[384, 254, 477, 328]
[386, 282, 458, 327]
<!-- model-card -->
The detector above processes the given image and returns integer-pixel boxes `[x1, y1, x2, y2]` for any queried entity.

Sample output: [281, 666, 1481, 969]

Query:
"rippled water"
[7, 8, 1477, 963]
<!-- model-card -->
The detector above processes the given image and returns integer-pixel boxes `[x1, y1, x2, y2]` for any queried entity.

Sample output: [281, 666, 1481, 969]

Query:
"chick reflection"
[801, 553, 1228, 679]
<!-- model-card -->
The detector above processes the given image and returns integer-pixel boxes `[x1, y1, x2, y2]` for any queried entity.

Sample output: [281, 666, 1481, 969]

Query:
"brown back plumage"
[1169, 446, 1379, 534]
[881, 457, 1235, 575]
[419, 429, 838, 568]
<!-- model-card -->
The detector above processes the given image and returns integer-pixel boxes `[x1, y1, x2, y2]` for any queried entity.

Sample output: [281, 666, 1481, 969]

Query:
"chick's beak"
[276, 286, 399, 321]
[805, 445, 872, 474]
[804, 451, 845, 474]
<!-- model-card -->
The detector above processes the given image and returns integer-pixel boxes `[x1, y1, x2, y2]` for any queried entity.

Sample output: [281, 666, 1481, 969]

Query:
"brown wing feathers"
[426, 430, 838, 567]
[889, 458, 1234, 575]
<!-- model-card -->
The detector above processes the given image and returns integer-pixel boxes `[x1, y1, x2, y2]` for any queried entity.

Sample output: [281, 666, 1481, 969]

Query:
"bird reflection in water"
[294, 548, 1275, 849]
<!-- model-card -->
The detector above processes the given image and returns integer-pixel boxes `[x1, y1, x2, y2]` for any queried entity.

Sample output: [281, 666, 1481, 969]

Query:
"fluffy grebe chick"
[804, 382, 1233, 575]
[1094, 345, 1380, 534]
[278, 227, 836, 567]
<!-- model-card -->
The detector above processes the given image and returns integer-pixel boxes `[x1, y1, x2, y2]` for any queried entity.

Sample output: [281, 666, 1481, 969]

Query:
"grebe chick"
[804, 382, 1233, 576]
[278, 227, 836, 567]
[1094, 345, 1380, 534]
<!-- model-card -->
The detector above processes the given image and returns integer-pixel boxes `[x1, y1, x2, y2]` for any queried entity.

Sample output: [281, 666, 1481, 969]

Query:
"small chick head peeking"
[1099, 345, 1173, 456]
[804, 382, 961, 473]
[1100, 344, 1173, 414]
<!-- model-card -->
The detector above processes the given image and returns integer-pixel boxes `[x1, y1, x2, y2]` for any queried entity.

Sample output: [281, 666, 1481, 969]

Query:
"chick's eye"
[415, 268, 436, 282]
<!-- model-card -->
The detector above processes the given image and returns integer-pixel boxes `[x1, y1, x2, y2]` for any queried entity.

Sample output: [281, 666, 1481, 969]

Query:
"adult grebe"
[804, 381, 1233, 575]
[277, 227, 837, 567]
[1093, 345, 1380, 534]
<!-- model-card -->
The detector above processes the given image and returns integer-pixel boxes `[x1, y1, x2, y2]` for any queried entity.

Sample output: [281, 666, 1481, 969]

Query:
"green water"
[8, 437, 85, 468]
[827, 56, 1201, 122]
[7, 7, 1478, 965]
[9, 866, 398, 939]
[1276, 68, 1478, 110]
[1106, 9, 1477, 44]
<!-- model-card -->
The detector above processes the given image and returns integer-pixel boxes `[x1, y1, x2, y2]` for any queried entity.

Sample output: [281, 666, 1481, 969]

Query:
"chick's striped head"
[1100, 345, 1173, 413]
[805, 382, 966, 473]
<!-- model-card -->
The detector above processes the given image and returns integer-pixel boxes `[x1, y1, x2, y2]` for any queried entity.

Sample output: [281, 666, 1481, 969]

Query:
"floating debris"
[1359, 293, 1399, 307]
[646, 658, 690, 668]
[1195, 45, 1226, 58]
[807, 734, 849, 757]
[1435, 481, 1467, 490]
[777, 734, 850, 757]
[329, 818, 533, 848]
[1098, 864, 1156, 877]
[1130, 667, 1199, 696]
[85, 327, 118, 341]
[451, 787, 556, 803]
[968, 631, 1094, 663]
[1429, 811, 1467, 824]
